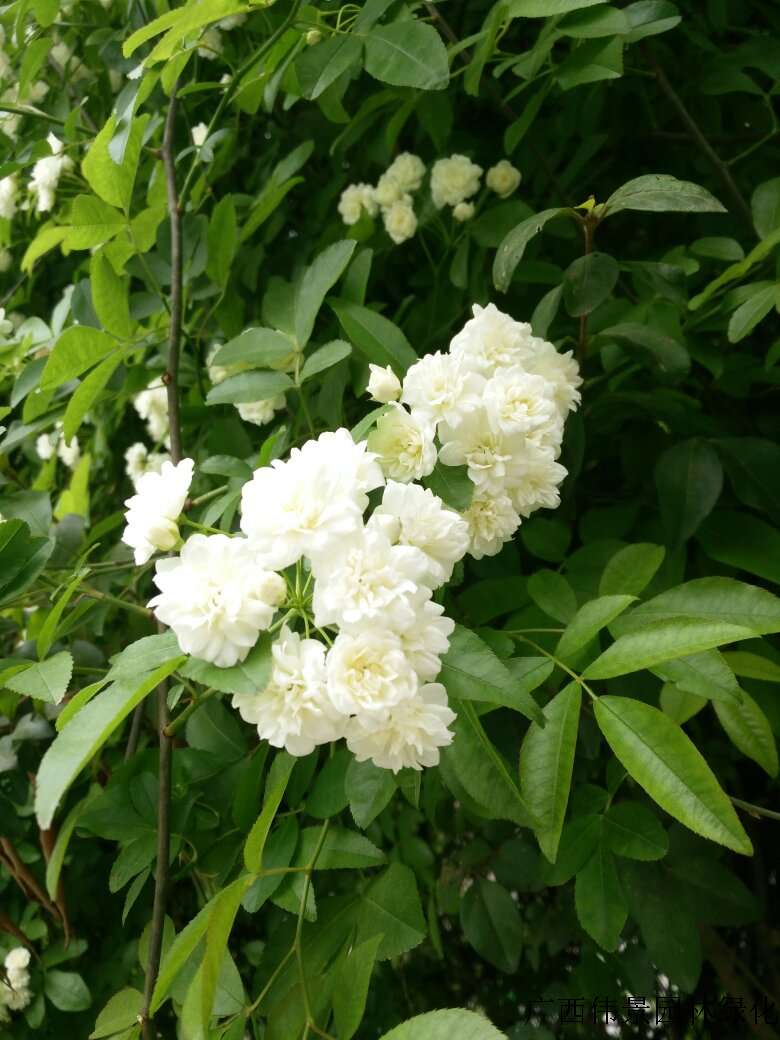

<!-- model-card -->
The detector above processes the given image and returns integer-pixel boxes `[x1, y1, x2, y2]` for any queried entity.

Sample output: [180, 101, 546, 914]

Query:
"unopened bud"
[305, 29, 322, 46]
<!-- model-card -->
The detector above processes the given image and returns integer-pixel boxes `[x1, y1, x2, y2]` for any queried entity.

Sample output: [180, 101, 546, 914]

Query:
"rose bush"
[0, 1, 779, 1038]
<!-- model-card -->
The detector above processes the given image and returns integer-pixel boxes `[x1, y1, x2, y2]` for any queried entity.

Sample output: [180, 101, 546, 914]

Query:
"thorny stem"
[644, 43, 756, 237]
[140, 83, 184, 1040]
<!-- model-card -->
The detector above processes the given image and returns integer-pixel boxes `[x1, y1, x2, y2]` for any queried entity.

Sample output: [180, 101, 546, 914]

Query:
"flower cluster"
[337, 152, 522, 242]
[35, 421, 80, 470]
[29, 133, 73, 214]
[126, 385, 172, 486]
[0, 947, 32, 1023]
[122, 304, 580, 772]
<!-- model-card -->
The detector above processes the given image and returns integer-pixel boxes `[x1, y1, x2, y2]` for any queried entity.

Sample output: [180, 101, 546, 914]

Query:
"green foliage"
[1, 1, 779, 1038]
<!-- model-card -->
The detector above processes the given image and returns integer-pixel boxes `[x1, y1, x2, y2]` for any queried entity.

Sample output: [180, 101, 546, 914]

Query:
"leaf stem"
[730, 796, 780, 823]
[510, 633, 599, 701]
[164, 687, 217, 737]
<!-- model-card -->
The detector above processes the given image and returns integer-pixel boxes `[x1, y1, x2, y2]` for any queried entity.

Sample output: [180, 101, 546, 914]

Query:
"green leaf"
[556, 595, 635, 659]
[556, 36, 624, 90]
[379, 1009, 506, 1040]
[205, 370, 293, 405]
[652, 649, 742, 706]
[306, 748, 350, 819]
[181, 633, 272, 695]
[603, 801, 668, 860]
[45, 970, 91, 1012]
[689, 224, 780, 311]
[624, 0, 681, 42]
[296, 35, 363, 100]
[63, 355, 121, 444]
[206, 196, 238, 289]
[296, 826, 385, 869]
[460, 879, 523, 972]
[242, 817, 298, 913]
[519, 683, 581, 862]
[300, 339, 352, 382]
[151, 901, 212, 1013]
[509, 0, 604, 14]
[82, 114, 148, 211]
[35, 657, 184, 829]
[346, 757, 396, 829]
[333, 934, 383, 1040]
[562, 252, 619, 316]
[5, 651, 72, 705]
[604, 174, 726, 215]
[364, 21, 449, 90]
[751, 176, 780, 239]
[592, 695, 752, 854]
[64, 195, 126, 250]
[493, 208, 571, 292]
[443, 701, 540, 827]
[109, 633, 182, 680]
[575, 844, 627, 951]
[727, 282, 778, 343]
[244, 751, 295, 873]
[211, 327, 294, 368]
[713, 690, 778, 778]
[91, 252, 135, 339]
[422, 462, 474, 511]
[21, 224, 68, 273]
[723, 650, 780, 683]
[41, 327, 117, 391]
[199, 876, 253, 1036]
[330, 298, 418, 373]
[356, 863, 426, 960]
[596, 322, 690, 376]
[295, 240, 356, 348]
[439, 625, 545, 724]
[660, 683, 706, 724]
[542, 814, 602, 884]
[46, 793, 97, 899]
[558, 5, 630, 36]
[586, 616, 757, 678]
[89, 988, 143, 1038]
[654, 438, 723, 545]
[716, 436, 780, 517]
[614, 577, 780, 636]
[698, 510, 780, 585]
[526, 569, 578, 624]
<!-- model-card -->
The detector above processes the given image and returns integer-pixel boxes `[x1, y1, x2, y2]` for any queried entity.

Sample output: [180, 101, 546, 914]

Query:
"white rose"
[486, 159, 522, 198]
[507, 444, 568, 518]
[449, 302, 535, 375]
[367, 364, 401, 403]
[438, 406, 527, 492]
[367, 403, 436, 483]
[345, 682, 456, 771]
[452, 201, 475, 222]
[395, 597, 455, 681]
[382, 198, 417, 244]
[191, 122, 209, 148]
[401, 351, 484, 430]
[56, 434, 80, 471]
[521, 336, 583, 417]
[374, 171, 404, 208]
[430, 154, 483, 209]
[483, 367, 561, 445]
[236, 394, 285, 426]
[461, 488, 521, 559]
[122, 458, 194, 565]
[385, 152, 425, 194]
[133, 385, 170, 444]
[337, 183, 377, 225]
[0, 175, 17, 220]
[326, 629, 418, 715]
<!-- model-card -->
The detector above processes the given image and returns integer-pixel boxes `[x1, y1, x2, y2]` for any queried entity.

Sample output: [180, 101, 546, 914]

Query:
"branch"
[644, 44, 756, 238]
[140, 84, 183, 1040]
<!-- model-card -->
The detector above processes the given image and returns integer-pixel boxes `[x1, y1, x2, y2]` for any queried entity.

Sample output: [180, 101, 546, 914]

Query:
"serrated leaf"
[379, 1009, 505, 1040]
[575, 844, 627, 950]
[557, 595, 635, 659]
[5, 651, 73, 705]
[603, 801, 668, 860]
[364, 21, 449, 90]
[211, 327, 294, 369]
[713, 690, 778, 778]
[460, 879, 523, 972]
[41, 327, 117, 391]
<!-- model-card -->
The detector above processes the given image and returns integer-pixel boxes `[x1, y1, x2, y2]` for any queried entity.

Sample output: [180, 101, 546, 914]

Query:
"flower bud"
[367, 364, 402, 403]
[306, 29, 322, 45]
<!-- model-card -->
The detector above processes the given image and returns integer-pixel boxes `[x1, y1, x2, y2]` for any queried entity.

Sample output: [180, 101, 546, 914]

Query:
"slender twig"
[139, 84, 184, 1040]
[730, 796, 780, 823]
[76, 585, 152, 619]
[577, 215, 595, 364]
[124, 702, 145, 761]
[164, 687, 217, 737]
[644, 44, 756, 237]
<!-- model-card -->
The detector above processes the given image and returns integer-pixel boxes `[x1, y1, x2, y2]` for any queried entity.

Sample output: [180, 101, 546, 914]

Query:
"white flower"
[401, 351, 484, 429]
[449, 302, 535, 375]
[326, 629, 418, 716]
[57, 434, 80, 470]
[124, 442, 169, 488]
[1, 946, 32, 1013]
[453, 201, 475, 222]
[382, 197, 417, 244]
[486, 159, 521, 198]
[0, 248, 11, 272]
[483, 367, 561, 444]
[367, 363, 401, 403]
[191, 122, 209, 148]
[28, 138, 73, 214]
[367, 403, 436, 483]
[507, 446, 568, 518]
[197, 26, 222, 58]
[0, 176, 18, 220]
[127, 64, 144, 80]
[346, 682, 455, 771]
[438, 407, 527, 492]
[461, 488, 521, 559]
[232, 625, 344, 755]
[372, 481, 469, 588]
[374, 171, 404, 208]
[241, 429, 383, 570]
[122, 458, 193, 565]
[396, 598, 455, 681]
[218, 13, 246, 29]
[35, 432, 56, 461]
[27, 80, 49, 104]
[312, 525, 429, 631]
[338, 183, 378, 225]
[521, 336, 582, 417]
[386, 152, 425, 194]
[305, 28, 322, 45]
[50, 41, 72, 68]
[0, 50, 10, 82]
[236, 394, 285, 426]
[149, 534, 285, 667]
[133, 385, 169, 444]
[430, 154, 483, 209]
[0, 307, 12, 337]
